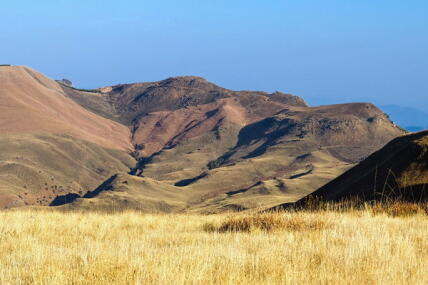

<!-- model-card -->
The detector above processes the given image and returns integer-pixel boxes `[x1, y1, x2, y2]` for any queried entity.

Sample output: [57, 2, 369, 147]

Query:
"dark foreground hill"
[0, 66, 405, 212]
[271, 130, 428, 210]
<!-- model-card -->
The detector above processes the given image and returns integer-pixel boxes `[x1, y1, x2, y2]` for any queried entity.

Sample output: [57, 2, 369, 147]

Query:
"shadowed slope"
[270, 130, 428, 210]
[311, 130, 428, 201]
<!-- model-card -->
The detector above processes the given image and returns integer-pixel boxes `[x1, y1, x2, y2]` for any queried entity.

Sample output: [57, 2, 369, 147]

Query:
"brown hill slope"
[100, 76, 308, 124]
[0, 133, 135, 208]
[120, 77, 309, 158]
[62, 76, 309, 157]
[275, 130, 428, 205]
[0, 66, 132, 150]
[0, 66, 135, 208]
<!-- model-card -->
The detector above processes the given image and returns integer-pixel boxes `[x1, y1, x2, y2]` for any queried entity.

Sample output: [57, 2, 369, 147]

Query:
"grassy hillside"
[0, 207, 427, 284]
[65, 174, 189, 213]
[0, 134, 135, 208]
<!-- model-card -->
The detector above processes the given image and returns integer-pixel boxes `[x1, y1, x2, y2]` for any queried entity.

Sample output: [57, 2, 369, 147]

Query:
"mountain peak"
[157, 76, 220, 89]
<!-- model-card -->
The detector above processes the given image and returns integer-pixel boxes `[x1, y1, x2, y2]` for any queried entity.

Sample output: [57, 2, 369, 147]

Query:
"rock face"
[57, 79, 73, 87]
[0, 66, 406, 212]
[285, 130, 428, 204]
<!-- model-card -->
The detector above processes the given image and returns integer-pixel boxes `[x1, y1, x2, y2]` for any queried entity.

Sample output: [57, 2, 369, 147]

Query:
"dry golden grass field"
[0, 205, 427, 285]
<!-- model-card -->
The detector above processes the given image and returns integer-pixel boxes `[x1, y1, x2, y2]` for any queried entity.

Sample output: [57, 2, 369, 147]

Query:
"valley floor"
[0, 209, 427, 284]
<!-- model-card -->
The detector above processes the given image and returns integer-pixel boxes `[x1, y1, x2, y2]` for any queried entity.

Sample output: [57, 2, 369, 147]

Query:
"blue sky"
[1, 0, 427, 111]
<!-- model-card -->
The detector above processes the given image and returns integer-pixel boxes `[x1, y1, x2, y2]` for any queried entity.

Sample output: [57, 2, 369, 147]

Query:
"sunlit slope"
[0, 66, 132, 150]
[0, 134, 135, 208]
[0, 66, 135, 208]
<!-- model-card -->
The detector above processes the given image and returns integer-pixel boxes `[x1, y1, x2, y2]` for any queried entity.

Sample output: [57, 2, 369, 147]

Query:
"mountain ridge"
[0, 66, 406, 212]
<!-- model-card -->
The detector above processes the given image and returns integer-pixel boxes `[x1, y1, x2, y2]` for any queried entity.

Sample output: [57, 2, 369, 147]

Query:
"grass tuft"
[300, 196, 428, 217]
[205, 213, 330, 233]
[370, 201, 427, 217]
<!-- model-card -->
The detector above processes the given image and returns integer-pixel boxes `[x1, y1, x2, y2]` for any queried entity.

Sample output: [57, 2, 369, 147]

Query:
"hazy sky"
[1, 0, 427, 111]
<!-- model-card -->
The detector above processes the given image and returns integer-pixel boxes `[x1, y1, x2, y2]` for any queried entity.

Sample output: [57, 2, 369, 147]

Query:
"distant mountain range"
[380, 105, 428, 132]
